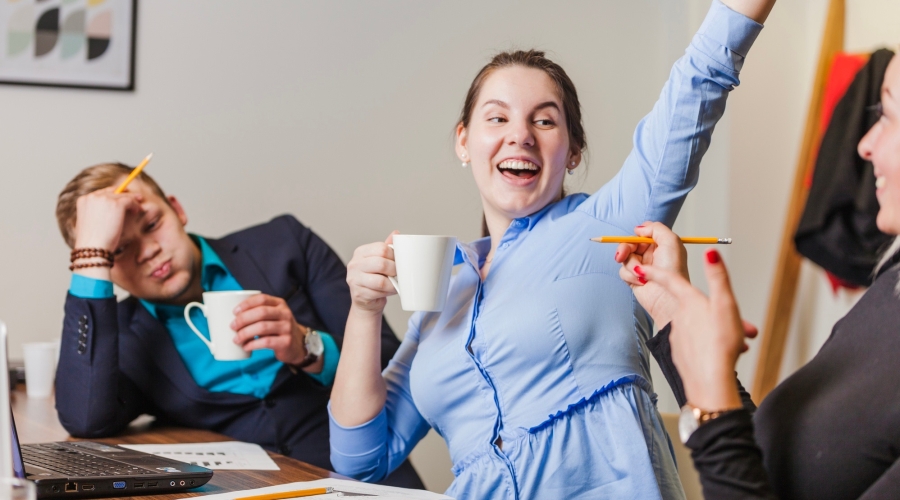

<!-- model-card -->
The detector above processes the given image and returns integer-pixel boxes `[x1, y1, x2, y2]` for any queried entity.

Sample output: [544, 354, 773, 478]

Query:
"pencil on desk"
[592, 236, 732, 245]
[114, 153, 154, 194]
[234, 487, 333, 500]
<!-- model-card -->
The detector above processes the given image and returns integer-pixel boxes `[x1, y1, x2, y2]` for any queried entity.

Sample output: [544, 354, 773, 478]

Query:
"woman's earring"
[568, 160, 576, 175]
[461, 155, 470, 168]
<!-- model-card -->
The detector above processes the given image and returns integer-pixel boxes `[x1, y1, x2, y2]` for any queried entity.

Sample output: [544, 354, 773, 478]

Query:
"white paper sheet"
[119, 441, 280, 470]
[184, 478, 454, 499]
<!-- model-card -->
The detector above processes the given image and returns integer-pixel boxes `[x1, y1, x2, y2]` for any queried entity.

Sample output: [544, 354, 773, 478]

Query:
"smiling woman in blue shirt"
[330, 1, 776, 498]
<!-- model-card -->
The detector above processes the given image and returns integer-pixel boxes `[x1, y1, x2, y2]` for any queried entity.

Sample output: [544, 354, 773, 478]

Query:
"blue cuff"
[69, 274, 114, 299]
[328, 403, 389, 457]
[696, 0, 764, 70]
[306, 332, 339, 386]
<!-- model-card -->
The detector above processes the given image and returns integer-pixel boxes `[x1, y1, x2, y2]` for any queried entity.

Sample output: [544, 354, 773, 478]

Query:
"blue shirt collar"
[453, 195, 581, 267]
[140, 235, 227, 319]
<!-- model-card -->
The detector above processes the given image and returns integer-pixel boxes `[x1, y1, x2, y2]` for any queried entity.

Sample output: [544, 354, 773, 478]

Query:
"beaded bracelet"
[70, 248, 114, 264]
[69, 261, 113, 271]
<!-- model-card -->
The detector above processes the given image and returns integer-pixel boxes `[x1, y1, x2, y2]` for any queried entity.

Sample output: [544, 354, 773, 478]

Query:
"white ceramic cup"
[184, 290, 260, 361]
[0, 478, 36, 500]
[389, 235, 457, 312]
[23, 341, 59, 399]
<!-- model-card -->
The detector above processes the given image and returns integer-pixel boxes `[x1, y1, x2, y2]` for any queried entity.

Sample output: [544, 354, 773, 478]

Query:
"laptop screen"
[11, 413, 25, 479]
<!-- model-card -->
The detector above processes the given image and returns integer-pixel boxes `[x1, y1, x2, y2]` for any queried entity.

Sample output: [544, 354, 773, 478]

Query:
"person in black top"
[611, 53, 900, 499]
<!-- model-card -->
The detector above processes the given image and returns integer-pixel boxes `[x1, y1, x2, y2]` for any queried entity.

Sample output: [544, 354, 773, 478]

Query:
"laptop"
[12, 413, 213, 498]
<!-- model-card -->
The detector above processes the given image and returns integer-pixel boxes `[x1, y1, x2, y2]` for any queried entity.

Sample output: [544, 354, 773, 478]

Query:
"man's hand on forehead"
[74, 187, 145, 252]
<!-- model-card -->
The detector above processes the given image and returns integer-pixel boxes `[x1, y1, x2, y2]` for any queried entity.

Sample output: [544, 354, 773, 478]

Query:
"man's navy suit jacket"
[55, 215, 421, 487]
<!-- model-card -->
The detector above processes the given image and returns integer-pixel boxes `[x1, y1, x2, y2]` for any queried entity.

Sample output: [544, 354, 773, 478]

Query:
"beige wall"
[2, 0, 894, 495]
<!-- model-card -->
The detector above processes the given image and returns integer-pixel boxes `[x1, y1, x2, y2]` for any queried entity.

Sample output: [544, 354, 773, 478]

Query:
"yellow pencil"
[113, 153, 154, 194]
[592, 236, 732, 244]
[233, 486, 333, 500]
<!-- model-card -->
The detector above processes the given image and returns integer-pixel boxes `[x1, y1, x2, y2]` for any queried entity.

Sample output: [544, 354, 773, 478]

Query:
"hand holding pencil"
[613, 222, 692, 327]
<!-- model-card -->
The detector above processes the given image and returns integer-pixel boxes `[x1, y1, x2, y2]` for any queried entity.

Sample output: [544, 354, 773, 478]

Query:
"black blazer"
[55, 215, 421, 487]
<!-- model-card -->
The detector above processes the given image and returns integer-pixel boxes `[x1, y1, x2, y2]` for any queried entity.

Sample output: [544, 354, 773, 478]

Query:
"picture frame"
[0, 0, 137, 91]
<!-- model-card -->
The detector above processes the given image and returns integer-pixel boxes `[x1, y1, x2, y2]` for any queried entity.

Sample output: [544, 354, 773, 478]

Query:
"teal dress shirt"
[69, 235, 339, 398]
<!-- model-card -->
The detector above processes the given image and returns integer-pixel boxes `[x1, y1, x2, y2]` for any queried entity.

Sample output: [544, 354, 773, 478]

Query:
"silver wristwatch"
[296, 328, 325, 369]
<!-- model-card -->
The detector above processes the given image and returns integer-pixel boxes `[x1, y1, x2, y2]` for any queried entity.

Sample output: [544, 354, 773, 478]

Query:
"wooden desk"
[11, 385, 339, 499]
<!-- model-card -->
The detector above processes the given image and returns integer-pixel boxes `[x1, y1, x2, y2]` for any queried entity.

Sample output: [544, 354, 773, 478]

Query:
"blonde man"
[55, 163, 422, 487]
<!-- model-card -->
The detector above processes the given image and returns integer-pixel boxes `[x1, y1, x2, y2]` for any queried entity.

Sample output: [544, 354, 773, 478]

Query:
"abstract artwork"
[0, 0, 136, 90]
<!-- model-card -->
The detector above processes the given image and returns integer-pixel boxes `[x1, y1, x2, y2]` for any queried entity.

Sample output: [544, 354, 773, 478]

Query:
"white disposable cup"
[23, 341, 59, 399]
[184, 290, 260, 361]
[389, 235, 457, 312]
[0, 478, 36, 500]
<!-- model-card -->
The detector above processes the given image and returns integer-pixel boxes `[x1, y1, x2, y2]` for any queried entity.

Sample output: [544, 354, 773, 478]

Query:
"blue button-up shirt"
[329, 2, 762, 499]
[70, 235, 339, 398]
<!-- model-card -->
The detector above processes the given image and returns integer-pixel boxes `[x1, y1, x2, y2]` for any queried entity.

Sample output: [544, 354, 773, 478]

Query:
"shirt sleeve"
[580, 0, 763, 230]
[686, 410, 777, 499]
[329, 320, 432, 482]
[69, 274, 114, 299]
[306, 332, 339, 386]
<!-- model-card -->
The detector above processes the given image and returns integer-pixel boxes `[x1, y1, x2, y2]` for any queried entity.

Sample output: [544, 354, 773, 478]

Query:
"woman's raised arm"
[721, 0, 776, 24]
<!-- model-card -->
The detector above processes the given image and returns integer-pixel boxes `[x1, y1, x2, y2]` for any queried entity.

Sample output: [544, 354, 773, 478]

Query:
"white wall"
[3, 0, 892, 494]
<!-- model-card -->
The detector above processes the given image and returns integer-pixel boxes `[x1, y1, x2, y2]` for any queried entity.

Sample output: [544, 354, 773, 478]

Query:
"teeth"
[876, 176, 887, 189]
[499, 160, 539, 170]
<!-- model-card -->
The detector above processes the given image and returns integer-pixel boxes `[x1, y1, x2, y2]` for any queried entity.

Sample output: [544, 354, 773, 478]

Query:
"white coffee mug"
[389, 235, 457, 312]
[184, 290, 260, 361]
[23, 341, 59, 399]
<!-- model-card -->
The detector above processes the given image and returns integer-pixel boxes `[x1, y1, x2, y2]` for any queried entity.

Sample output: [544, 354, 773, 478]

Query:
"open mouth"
[497, 159, 541, 181]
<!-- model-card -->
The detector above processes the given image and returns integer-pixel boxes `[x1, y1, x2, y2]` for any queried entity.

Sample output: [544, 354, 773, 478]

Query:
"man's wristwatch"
[678, 403, 736, 443]
[295, 328, 325, 369]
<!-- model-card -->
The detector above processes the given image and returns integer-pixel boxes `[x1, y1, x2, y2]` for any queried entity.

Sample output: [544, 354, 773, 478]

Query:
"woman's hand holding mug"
[346, 232, 399, 315]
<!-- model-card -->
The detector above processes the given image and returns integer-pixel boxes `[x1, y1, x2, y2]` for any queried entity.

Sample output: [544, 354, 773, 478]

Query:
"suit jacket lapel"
[205, 237, 276, 295]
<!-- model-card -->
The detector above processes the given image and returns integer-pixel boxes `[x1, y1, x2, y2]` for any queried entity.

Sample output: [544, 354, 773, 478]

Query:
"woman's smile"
[496, 158, 542, 186]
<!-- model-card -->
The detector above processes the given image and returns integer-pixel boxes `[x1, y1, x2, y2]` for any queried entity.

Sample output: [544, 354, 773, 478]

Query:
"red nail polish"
[636, 225, 645, 228]
[614, 251, 619, 260]
[706, 249, 721, 264]
[638, 277, 647, 285]
[634, 266, 645, 278]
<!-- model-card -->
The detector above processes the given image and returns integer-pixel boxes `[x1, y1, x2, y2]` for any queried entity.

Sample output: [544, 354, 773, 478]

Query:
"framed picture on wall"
[0, 0, 136, 91]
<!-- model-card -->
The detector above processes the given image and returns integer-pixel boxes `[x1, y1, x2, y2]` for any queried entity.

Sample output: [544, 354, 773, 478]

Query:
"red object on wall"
[808, 52, 869, 293]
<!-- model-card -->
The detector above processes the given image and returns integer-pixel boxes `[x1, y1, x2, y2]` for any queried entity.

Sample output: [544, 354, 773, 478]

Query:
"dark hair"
[459, 50, 586, 237]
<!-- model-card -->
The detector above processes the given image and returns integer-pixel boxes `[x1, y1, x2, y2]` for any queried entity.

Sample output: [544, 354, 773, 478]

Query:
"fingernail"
[233, 306, 241, 314]
[706, 249, 721, 264]
[634, 266, 645, 278]
[614, 251, 620, 260]
[638, 277, 647, 285]
[636, 225, 645, 229]
[230, 321, 236, 329]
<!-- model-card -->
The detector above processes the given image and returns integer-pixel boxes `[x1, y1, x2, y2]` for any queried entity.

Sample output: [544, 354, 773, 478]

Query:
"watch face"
[679, 405, 699, 444]
[306, 330, 325, 356]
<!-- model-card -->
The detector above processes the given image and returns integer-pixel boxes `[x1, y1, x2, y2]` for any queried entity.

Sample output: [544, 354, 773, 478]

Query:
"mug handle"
[387, 244, 401, 299]
[184, 302, 215, 355]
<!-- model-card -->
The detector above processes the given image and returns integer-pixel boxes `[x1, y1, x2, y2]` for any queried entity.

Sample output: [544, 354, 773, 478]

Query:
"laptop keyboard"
[22, 444, 160, 477]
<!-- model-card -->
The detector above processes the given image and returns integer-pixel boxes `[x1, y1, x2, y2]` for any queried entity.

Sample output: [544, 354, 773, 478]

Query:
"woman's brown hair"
[458, 50, 587, 237]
